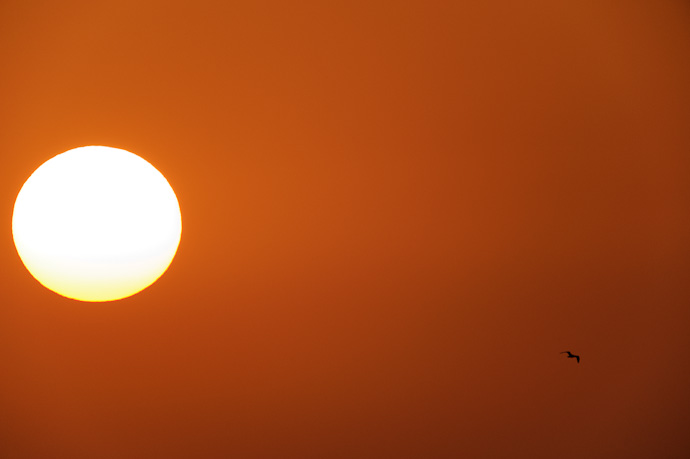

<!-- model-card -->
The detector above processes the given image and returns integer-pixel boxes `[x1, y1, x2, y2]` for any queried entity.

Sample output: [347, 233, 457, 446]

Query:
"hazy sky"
[1, 1, 689, 457]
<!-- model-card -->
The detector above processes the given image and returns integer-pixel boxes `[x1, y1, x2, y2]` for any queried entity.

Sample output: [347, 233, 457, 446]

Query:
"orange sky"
[1, 1, 690, 457]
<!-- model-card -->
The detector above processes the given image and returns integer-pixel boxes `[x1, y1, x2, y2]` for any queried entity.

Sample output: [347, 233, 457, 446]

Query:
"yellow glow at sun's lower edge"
[12, 146, 182, 302]
[15, 243, 178, 302]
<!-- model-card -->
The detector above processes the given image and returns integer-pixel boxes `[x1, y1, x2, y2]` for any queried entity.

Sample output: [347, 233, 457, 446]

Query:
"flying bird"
[560, 351, 580, 363]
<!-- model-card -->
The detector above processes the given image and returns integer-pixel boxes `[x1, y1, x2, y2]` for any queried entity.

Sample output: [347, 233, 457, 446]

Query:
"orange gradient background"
[1, 1, 689, 458]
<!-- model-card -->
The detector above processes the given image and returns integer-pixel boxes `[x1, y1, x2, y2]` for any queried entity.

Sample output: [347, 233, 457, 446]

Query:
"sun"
[12, 146, 182, 302]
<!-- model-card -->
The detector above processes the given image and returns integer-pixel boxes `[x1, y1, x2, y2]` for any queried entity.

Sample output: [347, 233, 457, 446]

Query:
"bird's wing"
[560, 351, 569, 354]
[576, 356, 580, 363]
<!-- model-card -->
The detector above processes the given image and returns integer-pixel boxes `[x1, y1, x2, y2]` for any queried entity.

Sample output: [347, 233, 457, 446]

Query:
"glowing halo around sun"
[12, 146, 182, 302]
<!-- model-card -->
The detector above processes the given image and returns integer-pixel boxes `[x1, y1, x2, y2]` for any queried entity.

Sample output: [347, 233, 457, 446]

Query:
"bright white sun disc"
[12, 146, 182, 302]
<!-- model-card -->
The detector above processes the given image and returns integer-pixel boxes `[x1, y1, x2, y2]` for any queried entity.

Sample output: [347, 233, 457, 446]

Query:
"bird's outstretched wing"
[576, 355, 580, 363]
[560, 351, 570, 355]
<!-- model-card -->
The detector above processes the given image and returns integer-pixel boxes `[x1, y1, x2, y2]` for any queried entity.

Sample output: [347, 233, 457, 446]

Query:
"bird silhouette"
[560, 351, 580, 363]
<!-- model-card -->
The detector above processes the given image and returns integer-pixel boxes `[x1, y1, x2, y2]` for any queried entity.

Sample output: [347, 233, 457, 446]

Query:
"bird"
[560, 351, 580, 363]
